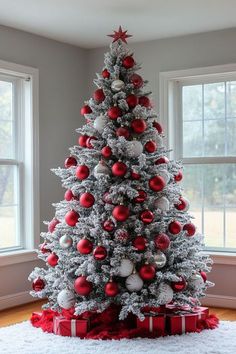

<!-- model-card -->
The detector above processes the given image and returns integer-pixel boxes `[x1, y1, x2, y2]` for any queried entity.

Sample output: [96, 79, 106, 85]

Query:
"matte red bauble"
[183, 223, 196, 236]
[93, 88, 105, 103]
[76, 165, 90, 180]
[200, 271, 207, 283]
[126, 94, 138, 108]
[86, 136, 97, 149]
[139, 264, 156, 280]
[112, 205, 130, 222]
[102, 69, 110, 79]
[139, 96, 150, 107]
[48, 218, 60, 233]
[74, 276, 93, 296]
[134, 190, 147, 203]
[101, 146, 112, 158]
[78, 135, 88, 147]
[79, 192, 95, 208]
[130, 171, 141, 180]
[175, 197, 188, 211]
[168, 220, 182, 235]
[115, 229, 129, 242]
[105, 281, 119, 297]
[154, 233, 170, 250]
[102, 219, 115, 232]
[131, 119, 147, 134]
[116, 126, 130, 139]
[80, 105, 92, 116]
[153, 121, 163, 134]
[47, 253, 58, 267]
[65, 210, 79, 226]
[40, 242, 51, 254]
[155, 156, 169, 165]
[108, 106, 122, 120]
[130, 73, 143, 88]
[65, 156, 77, 168]
[32, 277, 45, 292]
[93, 245, 107, 260]
[149, 176, 166, 192]
[132, 236, 147, 251]
[174, 170, 183, 182]
[140, 210, 154, 224]
[112, 161, 127, 177]
[64, 189, 74, 201]
[145, 140, 157, 153]
[77, 238, 93, 254]
[171, 277, 186, 292]
[102, 192, 113, 204]
[122, 55, 135, 69]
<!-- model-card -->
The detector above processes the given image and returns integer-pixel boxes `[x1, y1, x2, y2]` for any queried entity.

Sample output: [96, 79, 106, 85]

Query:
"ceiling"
[0, 0, 235, 48]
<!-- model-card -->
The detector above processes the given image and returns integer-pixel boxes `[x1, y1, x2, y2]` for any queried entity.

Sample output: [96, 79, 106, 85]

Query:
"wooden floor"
[0, 300, 236, 328]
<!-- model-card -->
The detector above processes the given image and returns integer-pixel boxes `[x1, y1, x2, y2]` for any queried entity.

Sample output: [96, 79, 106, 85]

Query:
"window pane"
[226, 81, 236, 118]
[204, 120, 225, 156]
[0, 80, 14, 159]
[225, 209, 236, 249]
[204, 82, 225, 120]
[0, 206, 19, 249]
[226, 119, 236, 156]
[224, 165, 236, 207]
[183, 85, 202, 121]
[183, 121, 203, 157]
[204, 208, 224, 247]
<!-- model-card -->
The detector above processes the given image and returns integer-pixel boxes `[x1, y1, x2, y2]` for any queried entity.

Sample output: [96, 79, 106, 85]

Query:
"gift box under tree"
[53, 316, 90, 337]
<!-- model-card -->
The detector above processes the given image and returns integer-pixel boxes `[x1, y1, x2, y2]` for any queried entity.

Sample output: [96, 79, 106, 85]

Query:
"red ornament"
[65, 210, 79, 226]
[130, 74, 143, 89]
[108, 106, 122, 120]
[126, 94, 138, 108]
[112, 205, 130, 222]
[131, 119, 147, 134]
[93, 245, 107, 260]
[48, 218, 60, 233]
[174, 170, 183, 182]
[102, 192, 113, 204]
[168, 220, 182, 235]
[130, 171, 141, 180]
[102, 219, 115, 232]
[122, 55, 135, 69]
[154, 233, 170, 250]
[77, 238, 93, 255]
[76, 165, 90, 180]
[153, 121, 163, 134]
[108, 26, 132, 44]
[134, 190, 147, 203]
[64, 189, 74, 201]
[79, 192, 95, 208]
[149, 176, 166, 192]
[139, 96, 151, 107]
[116, 126, 130, 139]
[145, 140, 157, 153]
[104, 281, 119, 297]
[80, 105, 92, 116]
[65, 156, 77, 168]
[93, 88, 105, 103]
[102, 69, 110, 79]
[101, 146, 112, 158]
[112, 161, 127, 177]
[132, 236, 147, 251]
[78, 135, 89, 147]
[171, 277, 186, 292]
[32, 277, 45, 292]
[74, 276, 93, 296]
[140, 210, 154, 224]
[175, 197, 188, 211]
[115, 229, 129, 242]
[200, 271, 207, 283]
[40, 242, 51, 254]
[183, 223, 196, 236]
[86, 136, 97, 149]
[47, 253, 58, 267]
[155, 156, 169, 165]
[139, 264, 156, 280]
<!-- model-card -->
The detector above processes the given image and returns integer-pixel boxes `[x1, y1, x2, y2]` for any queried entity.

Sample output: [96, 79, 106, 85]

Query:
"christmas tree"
[29, 27, 213, 322]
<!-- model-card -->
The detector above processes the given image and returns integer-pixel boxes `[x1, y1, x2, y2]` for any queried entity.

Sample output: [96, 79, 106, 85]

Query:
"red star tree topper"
[107, 26, 132, 43]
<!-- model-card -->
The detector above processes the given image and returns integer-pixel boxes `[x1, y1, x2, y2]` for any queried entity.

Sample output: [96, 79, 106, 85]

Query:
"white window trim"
[159, 63, 236, 264]
[0, 59, 39, 265]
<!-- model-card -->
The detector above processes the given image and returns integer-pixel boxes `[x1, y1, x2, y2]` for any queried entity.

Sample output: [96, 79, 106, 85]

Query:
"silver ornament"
[59, 235, 73, 249]
[118, 258, 134, 277]
[125, 273, 143, 292]
[111, 79, 125, 92]
[94, 161, 110, 179]
[159, 170, 170, 184]
[94, 115, 107, 133]
[126, 140, 143, 158]
[188, 274, 204, 290]
[154, 196, 170, 212]
[154, 251, 167, 269]
[57, 289, 75, 309]
[154, 134, 163, 147]
[157, 283, 173, 305]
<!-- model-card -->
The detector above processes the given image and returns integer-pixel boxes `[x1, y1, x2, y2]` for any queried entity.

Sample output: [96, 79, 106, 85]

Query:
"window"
[0, 60, 39, 259]
[160, 65, 236, 253]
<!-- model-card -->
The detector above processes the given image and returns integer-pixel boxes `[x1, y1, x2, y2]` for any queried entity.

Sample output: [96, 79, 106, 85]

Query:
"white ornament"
[59, 235, 73, 249]
[126, 140, 143, 158]
[154, 196, 170, 212]
[57, 289, 75, 309]
[94, 115, 107, 133]
[157, 283, 173, 305]
[125, 273, 143, 292]
[94, 161, 110, 178]
[188, 274, 204, 290]
[111, 79, 125, 92]
[154, 134, 163, 147]
[154, 251, 167, 269]
[159, 170, 170, 184]
[118, 258, 134, 277]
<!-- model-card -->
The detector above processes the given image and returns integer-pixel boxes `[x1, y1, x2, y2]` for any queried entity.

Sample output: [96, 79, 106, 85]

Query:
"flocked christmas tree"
[29, 27, 213, 320]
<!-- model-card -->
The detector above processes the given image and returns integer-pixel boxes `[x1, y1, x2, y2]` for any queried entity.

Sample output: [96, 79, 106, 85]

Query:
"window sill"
[0, 249, 38, 267]
[202, 251, 236, 265]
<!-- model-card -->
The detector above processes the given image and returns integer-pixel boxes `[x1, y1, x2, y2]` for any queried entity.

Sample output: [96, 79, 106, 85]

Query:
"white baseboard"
[0, 291, 37, 311]
[202, 294, 236, 308]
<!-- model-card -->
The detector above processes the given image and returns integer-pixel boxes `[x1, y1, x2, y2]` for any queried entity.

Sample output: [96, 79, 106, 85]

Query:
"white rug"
[0, 321, 235, 354]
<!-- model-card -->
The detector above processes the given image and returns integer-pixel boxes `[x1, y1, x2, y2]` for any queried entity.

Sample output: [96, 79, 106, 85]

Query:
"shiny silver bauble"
[111, 79, 125, 92]
[59, 235, 73, 249]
